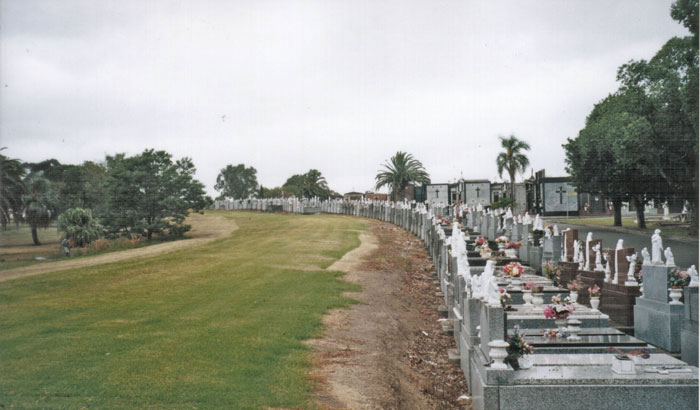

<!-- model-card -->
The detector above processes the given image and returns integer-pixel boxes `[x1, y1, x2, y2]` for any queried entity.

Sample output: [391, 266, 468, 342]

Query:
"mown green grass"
[553, 217, 691, 237]
[0, 211, 365, 409]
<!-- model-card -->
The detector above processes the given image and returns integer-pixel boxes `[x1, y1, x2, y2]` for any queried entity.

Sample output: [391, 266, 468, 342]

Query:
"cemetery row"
[212, 198, 698, 410]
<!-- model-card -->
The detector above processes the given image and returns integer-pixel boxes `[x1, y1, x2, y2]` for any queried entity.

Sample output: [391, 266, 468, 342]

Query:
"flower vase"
[488, 340, 510, 369]
[498, 243, 505, 250]
[669, 288, 683, 305]
[522, 290, 533, 306]
[554, 318, 568, 331]
[510, 278, 522, 291]
[566, 319, 582, 341]
[569, 291, 579, 304]
[505, 249, 516, 258]
[531, 293, 544, 312]
[517, 356, 532, 370]
[590, 296, 600, 312]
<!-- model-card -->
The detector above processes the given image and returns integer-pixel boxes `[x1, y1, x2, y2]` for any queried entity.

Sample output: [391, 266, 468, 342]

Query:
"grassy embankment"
[0, 211, 365, 409]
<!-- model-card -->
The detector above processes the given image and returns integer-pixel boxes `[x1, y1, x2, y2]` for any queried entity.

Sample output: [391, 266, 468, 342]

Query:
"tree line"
[0, 148, 211, 246]
[214, 165, 341, 200]
[564, 0, 698, 233]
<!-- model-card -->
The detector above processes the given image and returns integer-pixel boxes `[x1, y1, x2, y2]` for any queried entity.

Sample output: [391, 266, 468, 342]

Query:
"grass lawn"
[552, 217, 692, 238]
[0, 224, 63, 270]
[0, 211, 365, 409]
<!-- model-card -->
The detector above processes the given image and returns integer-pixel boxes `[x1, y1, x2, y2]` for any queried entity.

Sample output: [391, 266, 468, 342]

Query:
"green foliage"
[375, 151, 430, 200]
[0, 151, 26, 230]
[58, 208, 103, 247]
[490, 197, 516, 210]
[214, 163, 259, 199]
[496, 135, 530, 200]
[258, 185, 284, 198]
[283, 169, 332, 199]
[103, 149, 211, 239]
[22, 174, 60, 245]
[564, 2, 699, 231]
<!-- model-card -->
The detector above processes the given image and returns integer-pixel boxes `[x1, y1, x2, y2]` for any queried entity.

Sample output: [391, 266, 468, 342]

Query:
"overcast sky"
[1, 0, 690, 197]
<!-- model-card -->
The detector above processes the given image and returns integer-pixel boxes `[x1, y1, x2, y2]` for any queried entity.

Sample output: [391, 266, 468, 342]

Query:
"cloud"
[1, 0, 690, 196]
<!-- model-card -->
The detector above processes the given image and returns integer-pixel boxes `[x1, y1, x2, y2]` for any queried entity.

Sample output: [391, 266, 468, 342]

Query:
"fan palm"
[23, 174, 59, 245]
[375, 151, 430, 201]
[303, 169, 330, 199]
[0, 151, 26, 230]
[496, 135, 531, 200]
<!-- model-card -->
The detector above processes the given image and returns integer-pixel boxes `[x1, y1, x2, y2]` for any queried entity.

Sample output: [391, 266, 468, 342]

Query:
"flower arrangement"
[543, 328, 568, 339]
[505, 325, 534, 369]
[543, 294, 576, 319]
[542, 261, 561, 287]
[502, 262, 524, 277]
[668, 267, 690, 289]
[499, 288, 512, 308]
[533, 284, 544, 293]
[475, 237, 486, 246]
[505, 241, 521, 249]
[479, 245, 493, 257]
[607, 347, 651, 360]
[567, 277, 584, 292]
[524, 281, 536, 290]
[496, 235, 509, 243]
[589, 284, 601, 297]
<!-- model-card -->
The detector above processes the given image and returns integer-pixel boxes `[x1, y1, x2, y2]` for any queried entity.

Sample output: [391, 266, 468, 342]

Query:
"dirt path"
[0, 213, 238, 283]
[309, 219, 467, 410]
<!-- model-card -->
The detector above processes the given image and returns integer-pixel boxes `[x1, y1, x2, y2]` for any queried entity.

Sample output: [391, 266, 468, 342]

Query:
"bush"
[58, 208, 103, 247]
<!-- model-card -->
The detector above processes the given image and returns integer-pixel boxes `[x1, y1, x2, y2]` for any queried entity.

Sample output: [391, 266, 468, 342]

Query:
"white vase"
[567, 318, 582, 341]
[517, 356, 532, 370]
[570, 291, 579, 304]
[505, 249, 517, 258]
[511, 278, 522, 291]
[669, 288, 683, 305]
[498, 243, 505, 250]
[522, 290, 533, 306]
[590, 296, 600, 312]
[554, 318, 568, 331]
[531, 293, 544, 311]
[488, 340, 510, 369]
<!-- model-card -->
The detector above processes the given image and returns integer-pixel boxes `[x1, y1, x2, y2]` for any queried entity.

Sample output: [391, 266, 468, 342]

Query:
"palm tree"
[0, 150, 26, 230]
[375, 151, 430, 201]
[496, 135, 531, 201]
[23, 174, 59, 245]
[303, 169, 330, 199]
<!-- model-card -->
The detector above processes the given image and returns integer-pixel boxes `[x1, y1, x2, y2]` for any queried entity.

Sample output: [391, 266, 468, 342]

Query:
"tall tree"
[23, 174, 59, 245]
[214, 164, 259, 200]
[375, 151, 430, 201]
[302, 169, 330, 199]
[0, 150, 26, 230]
[495, 135, 530, 202]
[103, 149, 211, 239]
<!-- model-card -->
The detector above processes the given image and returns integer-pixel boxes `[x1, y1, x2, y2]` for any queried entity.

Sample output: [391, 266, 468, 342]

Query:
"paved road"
[554, 223, 699, 269]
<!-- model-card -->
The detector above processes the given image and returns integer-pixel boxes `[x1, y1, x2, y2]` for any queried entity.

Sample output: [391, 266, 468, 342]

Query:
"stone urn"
[589, 296, 600, 312]
[510, 278, 522, 291]
[669, 288, 683, 305]
[566, 318, 582, 341]
[522, 289, 533, 306]
[554, 318, 568, 331]
[488, 340, 510, 369]
[531, 293, 544, 311]
[498, 242, 505, 250]
[569, 291, 579, 304]
[505, 249, 517, 258]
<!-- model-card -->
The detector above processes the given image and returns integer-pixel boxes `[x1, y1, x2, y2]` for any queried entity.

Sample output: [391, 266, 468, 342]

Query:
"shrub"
[58, 208, 103, 247]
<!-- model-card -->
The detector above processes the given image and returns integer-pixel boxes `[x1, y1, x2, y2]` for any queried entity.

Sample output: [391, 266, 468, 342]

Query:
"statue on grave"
[584, 232, 593, 271]
[471, 274, 481, 299]
[545, 228, 552, 239]
[626, 253, 637, 278]
[641, 247, 651, 265]
[573, 239, 580, 262]
[664, 247, 675, 267]
[603, 252, 611, 282]
[487, 277, 502, 307]
[506, 207, 513, 219]
[651, 229, 663, 264]
[553, 225, 560, 236]
[578, 246, 585, 270]
[522, 213, 532, 225]
[688, 265, 698, 287]
[593, 243, 604, 271]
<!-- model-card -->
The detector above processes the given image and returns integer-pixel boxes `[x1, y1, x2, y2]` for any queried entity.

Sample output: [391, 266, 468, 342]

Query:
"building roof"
[462, 179, 491, 183]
